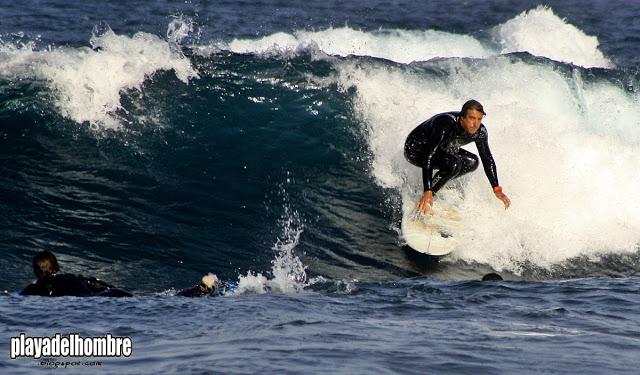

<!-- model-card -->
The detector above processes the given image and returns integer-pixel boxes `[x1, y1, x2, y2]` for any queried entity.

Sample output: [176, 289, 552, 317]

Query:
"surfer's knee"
[448, 158, 463, 177]
[404, 140, 424, 167]
[466, 154, 479, 172]
[457, 153, 478, 175]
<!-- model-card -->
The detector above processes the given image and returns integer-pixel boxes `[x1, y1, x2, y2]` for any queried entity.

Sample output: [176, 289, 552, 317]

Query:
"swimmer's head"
[199, 273, 220, 293]
[33, 251, 60, 279]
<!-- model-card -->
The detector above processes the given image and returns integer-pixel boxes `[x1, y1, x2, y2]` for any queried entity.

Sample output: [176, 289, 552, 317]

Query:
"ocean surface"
[1, 1, 639, 373]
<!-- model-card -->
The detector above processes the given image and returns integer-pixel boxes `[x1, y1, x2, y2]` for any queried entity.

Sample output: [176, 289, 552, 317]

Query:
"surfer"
[20, 251, 132, 297]
[404, 100, 511, 214]
[176, 273, 229, 297]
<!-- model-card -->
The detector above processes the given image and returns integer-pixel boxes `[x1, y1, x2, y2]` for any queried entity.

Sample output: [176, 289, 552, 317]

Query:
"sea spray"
[0, 22, 199, 129]
[236, 191, 308, 294]
[209, 8, 610, 69]
[220, 27, 492, 63]
[494, 5, 612, 68]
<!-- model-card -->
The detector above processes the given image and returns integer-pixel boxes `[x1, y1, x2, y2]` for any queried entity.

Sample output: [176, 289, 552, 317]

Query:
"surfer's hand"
[417, 191, 433, 214]
[494, 190, 510, 210]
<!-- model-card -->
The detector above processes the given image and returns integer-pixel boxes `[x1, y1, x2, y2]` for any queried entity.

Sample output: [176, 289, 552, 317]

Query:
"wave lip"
[0, 23, 199, 129]
[494, 5, 613, 68]
[214, 6, 613, 71]
[218, 26, 493, 63]
[0, 7, 615, 131]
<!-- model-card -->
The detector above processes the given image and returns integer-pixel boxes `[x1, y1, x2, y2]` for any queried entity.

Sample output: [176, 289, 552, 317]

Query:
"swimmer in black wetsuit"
[404, 100, 511, 214]
[176, 273, 229, 297]
[20, 251, 132, 297]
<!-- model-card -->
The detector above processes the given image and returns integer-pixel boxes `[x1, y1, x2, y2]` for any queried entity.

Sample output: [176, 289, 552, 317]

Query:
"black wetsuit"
[20, 273, 132, 297]
[404, 111, 499, 193]
[176, 281, 229, 297]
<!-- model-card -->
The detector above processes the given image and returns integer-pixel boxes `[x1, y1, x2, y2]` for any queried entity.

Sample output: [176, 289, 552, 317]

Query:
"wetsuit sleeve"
[475, 129, 500, 188]
[20, 283, 42, 296]
[421, 118, 449, 192]
[177, 286, 203, 297]
[82, 276, 115, 293]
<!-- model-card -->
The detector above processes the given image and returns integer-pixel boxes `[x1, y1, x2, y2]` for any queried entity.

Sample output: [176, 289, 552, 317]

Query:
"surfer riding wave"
[404, 100, 511, 213]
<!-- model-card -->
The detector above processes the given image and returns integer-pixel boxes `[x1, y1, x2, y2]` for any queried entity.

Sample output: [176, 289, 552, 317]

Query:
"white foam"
[167, 15, 195, 45]
[211, 6, 611, 70]
[220, 26, 493, 63]
[333, 56, 640, 274]
[494, 6, 612, 68]
[236, 200, 308, 294]
[0, 23, 198, 129]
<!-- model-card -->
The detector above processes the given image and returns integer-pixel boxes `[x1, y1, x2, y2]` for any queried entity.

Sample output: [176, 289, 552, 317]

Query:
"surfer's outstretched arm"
[475, 131, 510, 209]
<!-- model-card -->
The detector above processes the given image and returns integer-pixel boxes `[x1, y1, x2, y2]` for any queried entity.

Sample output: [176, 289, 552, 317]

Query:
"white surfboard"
[401, 202, 462, 256]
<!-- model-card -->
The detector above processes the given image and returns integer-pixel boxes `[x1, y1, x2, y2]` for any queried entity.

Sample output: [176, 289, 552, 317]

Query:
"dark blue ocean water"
[1, 1, 640, 373]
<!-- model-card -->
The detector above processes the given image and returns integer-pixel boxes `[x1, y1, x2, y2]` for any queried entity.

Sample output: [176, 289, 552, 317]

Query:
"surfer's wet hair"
[461, 99, 486, 117]
[33, 251, 60, 279]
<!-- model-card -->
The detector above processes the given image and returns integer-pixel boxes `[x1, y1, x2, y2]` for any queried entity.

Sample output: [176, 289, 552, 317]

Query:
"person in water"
[404, 99, 511, 214]
[20, 250, 229, 298]
[20, 251, 132, 297]
[176, 273, 229, 297]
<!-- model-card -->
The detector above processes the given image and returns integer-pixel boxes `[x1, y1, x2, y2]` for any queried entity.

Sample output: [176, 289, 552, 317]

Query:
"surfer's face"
[460, 109, 483, 135]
